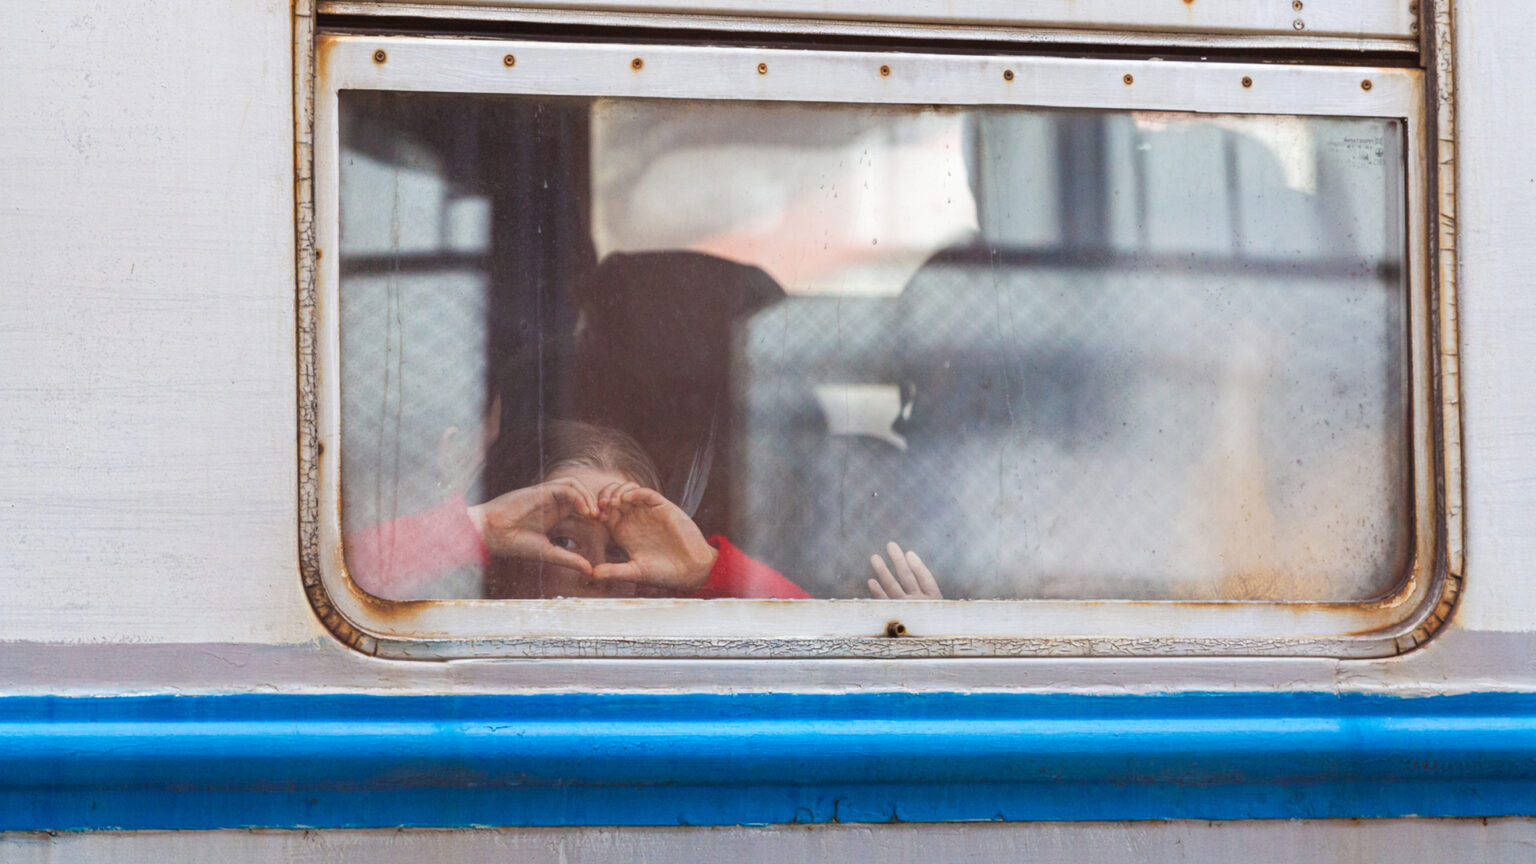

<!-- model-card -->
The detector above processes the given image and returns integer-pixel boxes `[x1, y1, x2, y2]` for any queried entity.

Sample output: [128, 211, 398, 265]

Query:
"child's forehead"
[546, 463, 628, 490]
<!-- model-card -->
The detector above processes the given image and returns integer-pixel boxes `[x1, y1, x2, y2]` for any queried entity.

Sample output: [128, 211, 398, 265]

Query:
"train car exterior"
[4, 0, 1536, 859]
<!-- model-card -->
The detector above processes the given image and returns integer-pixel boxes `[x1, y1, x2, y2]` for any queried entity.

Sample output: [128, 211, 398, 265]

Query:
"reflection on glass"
[337, 91, 1409, 603]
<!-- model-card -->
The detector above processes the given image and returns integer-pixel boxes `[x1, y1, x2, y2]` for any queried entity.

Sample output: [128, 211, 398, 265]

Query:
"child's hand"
[592, 482, 718, 593]
[467, 478, 599, 574]
[868, 542, 942, 599]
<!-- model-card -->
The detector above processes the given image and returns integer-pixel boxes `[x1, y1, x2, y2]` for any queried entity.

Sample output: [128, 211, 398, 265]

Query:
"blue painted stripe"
[3, 692, 1535, 829]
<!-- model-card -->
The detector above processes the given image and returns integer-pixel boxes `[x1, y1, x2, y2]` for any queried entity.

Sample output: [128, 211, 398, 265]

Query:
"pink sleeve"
[343, 495, 489, 600]
[692, 536, 812, 599]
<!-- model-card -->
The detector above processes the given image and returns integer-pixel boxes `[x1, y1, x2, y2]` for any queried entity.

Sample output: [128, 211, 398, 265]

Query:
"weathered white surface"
[7, 819, 1536, 863]
[0, 1, 317, 643]
[1450, 0, 1536, 633]
[0, 0, 1529, 696]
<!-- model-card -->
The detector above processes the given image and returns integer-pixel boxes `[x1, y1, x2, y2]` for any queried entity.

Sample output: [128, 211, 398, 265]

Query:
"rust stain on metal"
[1361, 79, 1374, 91]
[1003, 69, 1014, 82]
[312, 27, 332, 81]
[1122, 73, 1134, 85]
[299, 30, 394, 659]
[757, 62, 768, 75]
[1241, 75, 1253, 88]
[631, 56, 644, 70]
[372, 48, 387, 64]
[293, 23, 1468, 663]
[1419, 0, 1466, 647]
[1352, 0, 1467, 651]
[879, 64, 891, 77]
[297, 5, 343, 650]
[1433, 0, 1466, 579]
[503, 54, 516, 68]
[348, 582, 434, 624]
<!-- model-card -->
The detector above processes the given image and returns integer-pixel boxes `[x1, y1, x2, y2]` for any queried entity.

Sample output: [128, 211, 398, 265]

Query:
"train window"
[307, 38, 1444, 657]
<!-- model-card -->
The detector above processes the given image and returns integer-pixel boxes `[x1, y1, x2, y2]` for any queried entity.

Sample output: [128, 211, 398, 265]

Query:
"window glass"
[338, 91, 1409, 603]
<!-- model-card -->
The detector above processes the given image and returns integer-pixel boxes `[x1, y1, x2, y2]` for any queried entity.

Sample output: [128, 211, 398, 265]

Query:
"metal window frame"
[301, 33, 1458, 660]
[317, 0, 1421, 49]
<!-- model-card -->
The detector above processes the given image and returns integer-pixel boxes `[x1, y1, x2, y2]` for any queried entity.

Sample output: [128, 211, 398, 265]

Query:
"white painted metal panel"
[0, 0, 1528, 707]
[7, 819, 1536, 863]
[1450, 0, 1536, 633]
[0, 1, 318, 644]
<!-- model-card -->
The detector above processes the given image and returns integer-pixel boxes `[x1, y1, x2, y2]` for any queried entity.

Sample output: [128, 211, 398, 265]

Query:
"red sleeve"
[343, 495, 489, 600]
[691, 536, 812, 599]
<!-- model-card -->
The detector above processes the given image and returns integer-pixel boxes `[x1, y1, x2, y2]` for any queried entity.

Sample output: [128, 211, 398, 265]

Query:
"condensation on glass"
[337, 91, 1409, 604]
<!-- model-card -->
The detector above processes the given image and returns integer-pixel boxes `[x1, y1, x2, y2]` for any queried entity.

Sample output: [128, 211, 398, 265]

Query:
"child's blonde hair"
[537, 420, 662, 492]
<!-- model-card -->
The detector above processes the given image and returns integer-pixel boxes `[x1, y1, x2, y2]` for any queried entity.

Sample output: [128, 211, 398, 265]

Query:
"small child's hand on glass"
[592, 482, 719, 593]
[466, 477, 600, 574]
[868, 542, 942, 599]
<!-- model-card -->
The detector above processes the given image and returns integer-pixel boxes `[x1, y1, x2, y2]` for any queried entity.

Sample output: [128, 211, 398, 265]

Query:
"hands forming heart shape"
[466, 479, 943, 599]
[466, 478, 719, 593]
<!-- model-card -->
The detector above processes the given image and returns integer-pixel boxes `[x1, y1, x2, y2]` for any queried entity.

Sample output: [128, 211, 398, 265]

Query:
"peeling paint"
[293, 27, 1464, 661]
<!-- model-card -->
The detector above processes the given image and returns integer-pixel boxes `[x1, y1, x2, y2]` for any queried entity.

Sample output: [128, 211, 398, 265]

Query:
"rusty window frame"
[299, 34, 1459, 660]
[316, 1, 1420, 54]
